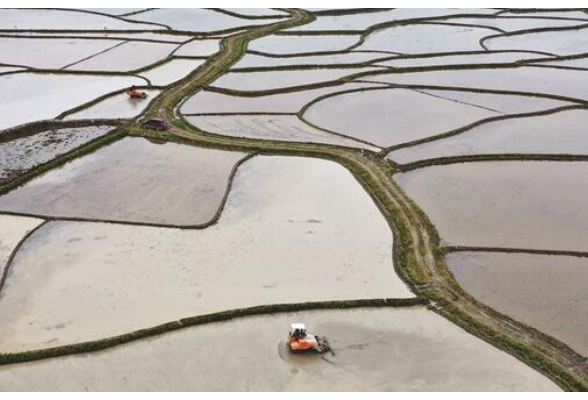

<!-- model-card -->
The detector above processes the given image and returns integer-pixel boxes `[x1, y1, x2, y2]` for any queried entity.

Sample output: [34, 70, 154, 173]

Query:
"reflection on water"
[396, 161, 588, 251]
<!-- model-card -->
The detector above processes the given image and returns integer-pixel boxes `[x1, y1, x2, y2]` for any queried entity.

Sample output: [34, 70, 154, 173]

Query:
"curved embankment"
[1, 8, 586, 391]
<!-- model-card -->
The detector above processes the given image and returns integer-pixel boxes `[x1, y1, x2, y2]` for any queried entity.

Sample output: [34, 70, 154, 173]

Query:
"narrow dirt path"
[146, 8, 311, 120]
[136, 8, 588, 391]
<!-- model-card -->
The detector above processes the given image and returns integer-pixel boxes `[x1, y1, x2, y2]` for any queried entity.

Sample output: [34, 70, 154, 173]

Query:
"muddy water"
[79, 8, 148, 16]
[0, 137, 247, 226]
[212, 68, 377, 92]
[376, 52, 539, 68]
[0, 215, 42, 275]
[0, 37, 122, 69]
[67, 41, 177, 72]
[389, 109, 588, 163]
[181, 82, 385, 114]
[366, 67, 588, 102]
[234, 52, 388, 68]
[64, 90, 161, 120]
[0, 126, 112, 182]
[0, 156, 412, 352]
[442, 16, 585, 31]
[0, 9, 158, 30]
[1, 31, 193, 43]
[303, 88, 496, 147]
[174, 39, 219, 57]
[289, 8, 497, 32]
[396, 161, 588, 251]
[0, 307, 559, 391]
[485, 28, 588, 56]
[447, 251, 588, 355]
[186, 115, 379, 150]
[248, 34, 360, 55]
[358, 24, 491, 54]
[126, 8, 269, 32]
[0, 73, 144, 131]
[140, 59, 205, 86]
[413, 90, 570, 114]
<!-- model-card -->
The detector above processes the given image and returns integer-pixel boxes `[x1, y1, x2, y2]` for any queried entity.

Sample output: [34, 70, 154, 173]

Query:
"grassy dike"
[0, 298, 425, 365]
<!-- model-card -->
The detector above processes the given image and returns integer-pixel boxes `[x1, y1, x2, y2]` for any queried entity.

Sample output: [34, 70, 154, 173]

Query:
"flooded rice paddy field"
[248, 34, 361, 55]
[0, 215, 42, 276]
[395, 162, 588, 252]
[0, 37, 122, 69]
[357, 24, 494, 54]
[484, 27, 588, 56]
[125, 8, 275, 32]
[303, 88, 497, 147]
[182, 82, 385, 114]
[4, 7, 588, 391]
[0, 307, 559, 391]
[0, 125, 113, 182]
[363, 67, 588, 101]
[396, 89, 570, 115]
[0, 137, 247, 226]
[173, 39, 219, 57]
[185, 115, 379, 150]
[0, 156, 411, 352]
[64, 90, 161, 120]
[65, 40, 177, 72]
[389, 108, 588, 163]
[0, 73, 144, 131]
[211, 67, 379, 92]
[0, 9, 159, 30]
[447, 251, 588, 356]
[139, 58, 206, 86]
[235, 51, 392, 68]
